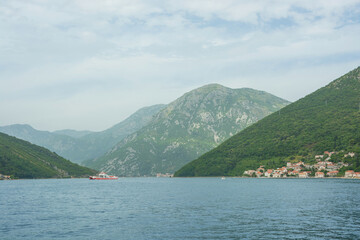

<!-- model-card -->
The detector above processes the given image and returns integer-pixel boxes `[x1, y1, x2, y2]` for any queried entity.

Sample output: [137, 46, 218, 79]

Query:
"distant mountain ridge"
[0, 132, 96, 179]
[0, 104, 165, 163]
[174, 67, 360, 177]
[84, 84, 290, 176]
[53, 129, 93, 138]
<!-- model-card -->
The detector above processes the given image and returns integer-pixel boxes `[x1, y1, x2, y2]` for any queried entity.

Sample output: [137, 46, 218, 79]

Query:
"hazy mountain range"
[84, 84, 290, 176]
[0, 104, 165, 163]
[1, 84, 290, 177]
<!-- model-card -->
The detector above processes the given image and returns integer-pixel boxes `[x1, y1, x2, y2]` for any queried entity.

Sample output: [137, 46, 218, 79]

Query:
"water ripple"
[0, 178, 359, 239]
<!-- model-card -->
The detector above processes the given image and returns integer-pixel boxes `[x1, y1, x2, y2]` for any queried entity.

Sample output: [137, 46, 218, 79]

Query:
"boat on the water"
[89, 172, 118, 180]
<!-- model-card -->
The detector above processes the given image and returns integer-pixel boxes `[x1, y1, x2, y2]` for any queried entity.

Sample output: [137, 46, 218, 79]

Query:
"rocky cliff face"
[86, 84, 290, 176]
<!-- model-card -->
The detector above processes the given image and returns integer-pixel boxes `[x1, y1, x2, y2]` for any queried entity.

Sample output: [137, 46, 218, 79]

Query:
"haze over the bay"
[1, 0, 360, 131]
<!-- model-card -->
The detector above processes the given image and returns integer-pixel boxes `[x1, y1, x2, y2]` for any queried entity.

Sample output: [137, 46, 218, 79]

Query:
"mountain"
[0, 124, 84, 159]
[0, 132, 96, 179]
[85, 84, 290, 176]
[53, 129, 93, 138]
[77, 104, 166, 160]
[174, 67, 360, 177]
[0, 104, 165, 163]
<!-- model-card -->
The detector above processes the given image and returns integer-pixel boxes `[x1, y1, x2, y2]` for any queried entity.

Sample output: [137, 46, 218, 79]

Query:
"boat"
[89, 172, 118, 180]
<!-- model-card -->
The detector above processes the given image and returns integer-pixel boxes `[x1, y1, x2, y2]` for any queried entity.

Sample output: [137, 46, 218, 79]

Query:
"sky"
[1, 0, 360, 132]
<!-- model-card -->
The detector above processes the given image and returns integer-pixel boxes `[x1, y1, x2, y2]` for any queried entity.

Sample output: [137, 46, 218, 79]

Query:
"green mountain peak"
[85, 84, 290, 176]
[174, 66, 360, 177]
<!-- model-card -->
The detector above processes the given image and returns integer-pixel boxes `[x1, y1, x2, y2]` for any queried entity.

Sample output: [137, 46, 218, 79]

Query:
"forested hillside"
[175, 67, 360, 177]
[0, 132, 96, 179]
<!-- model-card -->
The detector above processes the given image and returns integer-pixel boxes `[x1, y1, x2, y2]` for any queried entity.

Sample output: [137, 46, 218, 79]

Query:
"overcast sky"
[1, 0, 360, 131]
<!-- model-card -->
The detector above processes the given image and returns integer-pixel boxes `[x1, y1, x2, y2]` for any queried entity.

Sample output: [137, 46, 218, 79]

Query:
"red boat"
[89, 172, 118, 180]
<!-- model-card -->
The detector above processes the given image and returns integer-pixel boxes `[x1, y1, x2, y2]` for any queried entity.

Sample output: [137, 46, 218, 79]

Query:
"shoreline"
[2, 176, 360, 180]
[173, 176, 360, 179]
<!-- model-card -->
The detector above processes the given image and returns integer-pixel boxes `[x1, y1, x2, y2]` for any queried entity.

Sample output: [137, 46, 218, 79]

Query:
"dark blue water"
[1, 178, 360, 240]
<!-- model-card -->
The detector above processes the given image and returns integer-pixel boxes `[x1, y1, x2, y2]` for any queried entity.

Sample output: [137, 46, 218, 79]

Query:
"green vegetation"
[85, 84, 290, 176]
[0, 132, 96, 179]
[175, 67, 360, 177]
[339, 154, 360, 174]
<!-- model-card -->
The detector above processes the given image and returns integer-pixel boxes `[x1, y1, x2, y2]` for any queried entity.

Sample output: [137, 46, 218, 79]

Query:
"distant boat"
[221, 176, 226, 180]
[89, 172, 118, 180]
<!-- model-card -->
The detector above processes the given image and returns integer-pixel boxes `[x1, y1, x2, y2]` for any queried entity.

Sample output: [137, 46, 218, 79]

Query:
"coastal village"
[243, 151, 360, 178]
[2, 151, 358, 180]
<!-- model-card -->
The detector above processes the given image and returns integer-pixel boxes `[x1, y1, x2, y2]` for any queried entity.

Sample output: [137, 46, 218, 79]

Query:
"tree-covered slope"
[174, 67, 360, 177]
[85, 84, 290, 176]
[0, 104, 165, 163]
[0, 132, 96, 179]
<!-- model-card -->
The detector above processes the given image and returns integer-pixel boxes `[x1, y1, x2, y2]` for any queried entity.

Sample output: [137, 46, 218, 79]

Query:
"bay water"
[1, 178, 360, 239]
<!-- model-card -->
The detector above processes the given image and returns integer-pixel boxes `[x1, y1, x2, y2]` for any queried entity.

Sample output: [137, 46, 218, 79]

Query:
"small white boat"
[89, 172, 118, 180]
[221, 176, 226, 180]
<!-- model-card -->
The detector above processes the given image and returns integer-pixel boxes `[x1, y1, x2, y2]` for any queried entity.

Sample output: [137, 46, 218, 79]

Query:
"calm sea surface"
[1, 178, 360, 240]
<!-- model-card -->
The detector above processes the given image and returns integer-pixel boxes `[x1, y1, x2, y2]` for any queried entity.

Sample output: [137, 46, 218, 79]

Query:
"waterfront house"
[299, 172, 308, 178]
[265, 169, 273, 177]
[315, 172, 325, 178]
[345, 170, 355, 178]
[288, 170, 299, 176]
[327, 171, 338, 177]
[273, 172, 282, 178]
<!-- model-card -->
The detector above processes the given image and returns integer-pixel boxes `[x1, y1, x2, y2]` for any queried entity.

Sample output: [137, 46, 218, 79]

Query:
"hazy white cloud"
[1, 0, 360, 131]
